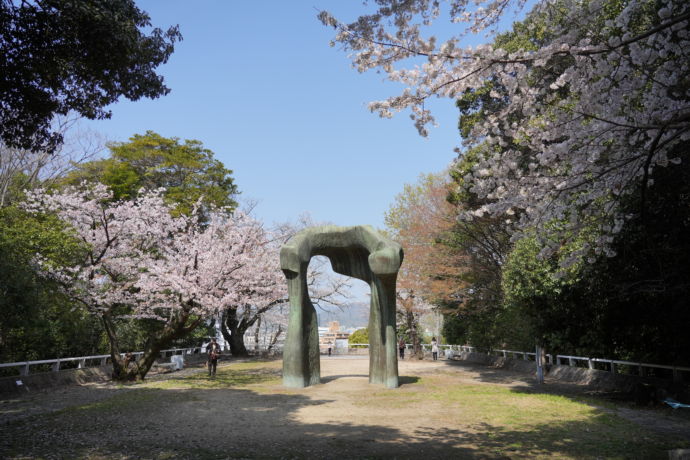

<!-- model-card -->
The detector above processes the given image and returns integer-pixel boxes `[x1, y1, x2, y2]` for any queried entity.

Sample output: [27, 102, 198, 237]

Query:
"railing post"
[610, 362, 616, 374]
[587, 359, 594, 370]
[536, 345, 544, 384]
[101, 357, 108, 366]
[52, 360, 61, 372]
[21, 363, 30, 376]
[639, 364, 646, 377]
[78, 359, 86, 369]
[673, 368, 682, 383]
[569, 357, 575, 366]
[502, 350, 507, 358]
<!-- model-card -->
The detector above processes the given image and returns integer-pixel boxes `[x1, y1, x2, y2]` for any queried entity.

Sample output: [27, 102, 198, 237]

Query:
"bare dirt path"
[0, 356, 688, 459]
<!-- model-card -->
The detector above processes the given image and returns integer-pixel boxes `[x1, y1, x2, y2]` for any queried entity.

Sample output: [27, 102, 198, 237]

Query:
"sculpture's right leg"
[282, 268, 320, 387]
[368, 276, 399, 388]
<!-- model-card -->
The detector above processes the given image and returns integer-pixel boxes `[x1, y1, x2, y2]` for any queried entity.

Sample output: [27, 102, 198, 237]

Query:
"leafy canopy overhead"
[0, 0, 181, 153]
[64, 131, 239, 215]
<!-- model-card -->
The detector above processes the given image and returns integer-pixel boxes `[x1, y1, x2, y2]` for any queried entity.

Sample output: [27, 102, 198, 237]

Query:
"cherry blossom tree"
[321, 0, 690, 261]
[23, 184, 285, 380]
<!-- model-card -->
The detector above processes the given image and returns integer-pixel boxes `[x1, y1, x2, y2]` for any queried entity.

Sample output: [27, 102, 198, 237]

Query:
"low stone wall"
[0, 353, 210, 395]
[452, 351, 537, 374]
[546, 363, 640, 391]
[0, 366, 113, 395]
[451, 351, 688, 397]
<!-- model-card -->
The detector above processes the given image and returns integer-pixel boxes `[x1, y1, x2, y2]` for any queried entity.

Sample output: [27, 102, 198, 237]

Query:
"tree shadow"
[399, 375, 421, 386]
[317, 374, 419, 386]
[319, 374, 368, 383]
[2, 362, 687, 459]
[0, 384, 481, 459]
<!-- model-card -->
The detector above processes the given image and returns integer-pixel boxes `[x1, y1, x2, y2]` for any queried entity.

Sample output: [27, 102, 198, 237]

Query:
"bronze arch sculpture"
[280, 225, 404, 389]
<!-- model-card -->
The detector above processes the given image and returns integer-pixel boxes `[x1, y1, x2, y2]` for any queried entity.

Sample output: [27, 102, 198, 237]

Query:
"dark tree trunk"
[220, 307, 258, 357]
[254, 314, 262, 351]
[105, 306, 201, 382]
[267, 324, 283, 351]
[405, 309, 422, 359]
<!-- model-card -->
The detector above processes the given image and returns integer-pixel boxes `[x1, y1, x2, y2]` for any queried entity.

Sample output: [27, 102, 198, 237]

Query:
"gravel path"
[1, 356, 688, 459]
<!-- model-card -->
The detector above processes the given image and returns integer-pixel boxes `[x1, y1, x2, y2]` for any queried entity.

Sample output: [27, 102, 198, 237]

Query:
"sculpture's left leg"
[282, 268, 321, 387]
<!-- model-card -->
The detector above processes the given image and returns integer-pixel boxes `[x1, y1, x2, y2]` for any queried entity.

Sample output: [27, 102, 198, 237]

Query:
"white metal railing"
[554, 354, 690, 381]
[5, 342, 688, 382]
[391, 345, 689, 382]
[487, 348, 548, 362]
[0, 347, 203, 377]
[345, 344, 473, 353]
[455, 347, 690, 382]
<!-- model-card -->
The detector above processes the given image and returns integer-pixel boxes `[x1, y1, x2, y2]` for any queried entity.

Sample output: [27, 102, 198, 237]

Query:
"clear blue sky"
[81, 1, 485, 229]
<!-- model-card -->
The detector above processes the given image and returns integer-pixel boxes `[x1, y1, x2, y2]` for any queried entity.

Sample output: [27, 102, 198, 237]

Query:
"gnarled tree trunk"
[220, 307, 257, 357]
[104, 305, 202, 382]
[404, 309, 422, 359]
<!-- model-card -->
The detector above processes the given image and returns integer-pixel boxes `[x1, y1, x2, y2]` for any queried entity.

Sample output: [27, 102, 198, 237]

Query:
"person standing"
[206, 338, 221, 377]
[431, 337, 439, 361]
[398, 337, 406, 360]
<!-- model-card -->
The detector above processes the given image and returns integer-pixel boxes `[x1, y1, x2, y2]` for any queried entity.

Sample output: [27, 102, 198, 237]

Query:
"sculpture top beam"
[279, 225, 403, 283]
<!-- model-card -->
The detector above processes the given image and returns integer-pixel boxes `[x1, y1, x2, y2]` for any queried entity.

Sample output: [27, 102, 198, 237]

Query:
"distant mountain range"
[315, 302, 369, 329]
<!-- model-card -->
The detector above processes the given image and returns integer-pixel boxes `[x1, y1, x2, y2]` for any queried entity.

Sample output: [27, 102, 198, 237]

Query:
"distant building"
[319, 321, 350, 353]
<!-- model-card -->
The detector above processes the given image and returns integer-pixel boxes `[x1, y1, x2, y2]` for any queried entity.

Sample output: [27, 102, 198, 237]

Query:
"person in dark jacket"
[206, 338, 221, 377]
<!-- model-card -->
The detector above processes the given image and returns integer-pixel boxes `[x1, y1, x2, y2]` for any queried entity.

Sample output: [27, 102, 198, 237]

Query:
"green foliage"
[447, 145, 490, 206]
[106, 315, 214, 353]
[64, 131, 239, 215]
[348, 328, 369, 344]
[496, 154, 690, 364]
[0, 0, 181, 153]
[0, 205, 104, 365]
[439, 313, 464, 346]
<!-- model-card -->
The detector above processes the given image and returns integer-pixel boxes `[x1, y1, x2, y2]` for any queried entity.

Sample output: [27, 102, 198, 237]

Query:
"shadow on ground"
[1, 361, 688, 459]
[319, 374, 368, 383]
[1, 383, 680, 459]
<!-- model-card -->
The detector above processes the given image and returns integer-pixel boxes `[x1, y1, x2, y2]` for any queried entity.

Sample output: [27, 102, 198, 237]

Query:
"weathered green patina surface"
[280, 225, 403, 389]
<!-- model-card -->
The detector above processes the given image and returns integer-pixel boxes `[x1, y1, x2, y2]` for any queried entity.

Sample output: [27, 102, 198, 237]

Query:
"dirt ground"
[1, 356, 689, 459]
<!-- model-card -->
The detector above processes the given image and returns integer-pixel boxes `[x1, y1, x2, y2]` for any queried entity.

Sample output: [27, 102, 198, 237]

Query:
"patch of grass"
[391, 374, 688, 458]
[144, 362, 281, 390]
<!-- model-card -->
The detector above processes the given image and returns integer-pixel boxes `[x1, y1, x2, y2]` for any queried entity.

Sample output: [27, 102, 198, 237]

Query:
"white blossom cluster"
[321, 0, 690, 258]
[23, 184, 286, 321]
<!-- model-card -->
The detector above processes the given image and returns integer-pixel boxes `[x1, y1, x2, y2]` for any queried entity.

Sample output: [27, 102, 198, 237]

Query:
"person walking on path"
[398, 337, 406, 360]
[431, 337, 439, 361]
[206, 338, 221, 377]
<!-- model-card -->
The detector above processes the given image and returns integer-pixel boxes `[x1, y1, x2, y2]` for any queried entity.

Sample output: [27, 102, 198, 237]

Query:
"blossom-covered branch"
[323, 0, 690, 258]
